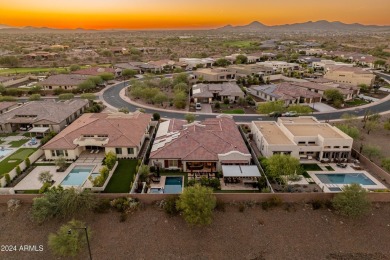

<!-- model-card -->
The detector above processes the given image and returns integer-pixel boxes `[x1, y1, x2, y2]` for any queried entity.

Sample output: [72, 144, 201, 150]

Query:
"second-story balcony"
[73, 136, 109, 147]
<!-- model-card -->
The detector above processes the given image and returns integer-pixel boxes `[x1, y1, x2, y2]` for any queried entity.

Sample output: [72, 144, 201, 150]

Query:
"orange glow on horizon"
[0, 0, 389, 30]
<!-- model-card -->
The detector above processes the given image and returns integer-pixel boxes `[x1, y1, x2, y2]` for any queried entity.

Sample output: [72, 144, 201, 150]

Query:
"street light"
[68, 227, 92, 260]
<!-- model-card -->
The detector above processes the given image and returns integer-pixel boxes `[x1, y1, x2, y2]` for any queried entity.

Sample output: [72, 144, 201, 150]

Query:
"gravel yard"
[1, 202, 390, 260]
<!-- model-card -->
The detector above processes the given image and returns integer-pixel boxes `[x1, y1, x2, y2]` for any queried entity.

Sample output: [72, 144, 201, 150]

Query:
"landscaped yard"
[0, 148, 37, 176]
[345, 99, 369, 107]
[301, 163, 322, 178]
[9, 139, 28, 148]
[104, 159, 137, 193]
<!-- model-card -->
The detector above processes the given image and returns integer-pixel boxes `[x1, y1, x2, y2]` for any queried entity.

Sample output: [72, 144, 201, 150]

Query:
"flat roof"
[222, 165, 261, 177]
[28, 127, 50, 133]
[284, 124, 343, 138]
[279, 117, 318, 124]
[254, 122, 294, 145]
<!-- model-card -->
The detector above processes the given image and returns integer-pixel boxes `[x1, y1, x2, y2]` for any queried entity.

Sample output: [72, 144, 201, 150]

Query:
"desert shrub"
[110, 197, 140, 214]
[214, 102, 221, 109]
[238, 203, 245, 212]
[262, 196, 283, 210]
[223, 98, 230, 104]
[162, 196, 180, 215]
[48, 219, 91, 257]
[215, 200, 226, 212]
[25, 157, 31, 168]
[93, 199, 111, 213]
[31, 187, 96, 223]
[332, 184, 371, 218]
[176, 184, 216, 226]
[152, 113, 160, 121]
[311, 200, 323, 210]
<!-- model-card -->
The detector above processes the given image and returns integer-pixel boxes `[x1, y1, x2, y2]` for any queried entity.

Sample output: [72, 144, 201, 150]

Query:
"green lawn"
[223, 40, 259, 49]
[9, 139, 28, 148]
[222, 109, 245, 114]
[325, 166, 334, 171]
[23, 132, 36, 137]
[104, 159, 137, 193]
[0, 133, 19, 137]
[0, 148, 37, 176]
[0, 64, 113, 75]
[346, 99, 369, 106]
[301, 164, 322, 171]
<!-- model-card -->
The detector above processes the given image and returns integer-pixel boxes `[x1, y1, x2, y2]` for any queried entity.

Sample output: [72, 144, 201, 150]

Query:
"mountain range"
[217, 20, 390, 31]
[0, 20, 389, 32]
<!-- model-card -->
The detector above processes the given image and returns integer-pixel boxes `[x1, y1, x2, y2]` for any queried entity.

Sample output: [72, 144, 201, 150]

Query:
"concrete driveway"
[196, 103, 212, 113]
[312, 102, 337, 112]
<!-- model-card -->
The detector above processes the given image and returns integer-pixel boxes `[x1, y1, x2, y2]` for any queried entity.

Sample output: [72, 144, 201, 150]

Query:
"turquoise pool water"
[315, 173, 375, 185]
[164, 176, 183, 194]
[61, 166, 94, 186]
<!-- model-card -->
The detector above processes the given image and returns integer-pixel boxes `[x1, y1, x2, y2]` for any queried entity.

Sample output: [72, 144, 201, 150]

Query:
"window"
[51, 150, 55, 157]
[343, 146, 349, 148]
[168, 160, 178, 167]
[115, 148, 122, 154]
[334, 146, 340, 148]
[56, 150, 64, 156]
[324, 146, 331, 149]
[127, 148, 134, 154]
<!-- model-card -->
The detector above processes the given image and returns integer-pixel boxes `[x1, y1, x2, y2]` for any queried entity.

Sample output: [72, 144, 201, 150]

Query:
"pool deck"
[14, 166, 64, 191]
[308, 163, 387, 192]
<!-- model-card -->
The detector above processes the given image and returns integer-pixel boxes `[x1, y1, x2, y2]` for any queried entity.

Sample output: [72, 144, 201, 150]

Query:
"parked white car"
[195, 103, 202, 110]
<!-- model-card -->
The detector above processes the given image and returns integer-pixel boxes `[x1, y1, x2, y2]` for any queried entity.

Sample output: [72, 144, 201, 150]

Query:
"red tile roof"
[42, 112, 151, 150]
[150, 116, 250, 161]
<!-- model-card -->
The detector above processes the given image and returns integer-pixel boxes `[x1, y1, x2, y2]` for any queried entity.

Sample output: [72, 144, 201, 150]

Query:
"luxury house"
[39, 74, 89, 90]
[41, 112, 152, 160]
[149, 115, 251, 172]
[193, 67, 236, 82]
[324, 66, 376, 86]
[251, 117, 353, 162]
[248, 83, 322, 105]
[192, 83, 244, 103]
[0, 100, 89, 134]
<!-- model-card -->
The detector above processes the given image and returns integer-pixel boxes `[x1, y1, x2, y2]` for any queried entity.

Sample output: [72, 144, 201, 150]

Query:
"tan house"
[193, 67, 236, 82]
[39, 74, 89, 90]
[248, 83, 322, 105]
[192, 83, 244, 103]
[324, 66, 376, 86]
[229, 64, 274, 77]
[42, 112, 152, 160]
[0, 100, 89, 133]
[149, 115, 251, 172]
[251, 117, 353, 162]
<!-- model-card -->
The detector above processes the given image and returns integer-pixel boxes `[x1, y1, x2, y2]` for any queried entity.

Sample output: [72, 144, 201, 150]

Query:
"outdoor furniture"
[90, 150, 95, 154]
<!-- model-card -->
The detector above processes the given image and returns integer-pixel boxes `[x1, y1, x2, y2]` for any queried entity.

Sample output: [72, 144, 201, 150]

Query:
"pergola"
[28, 127, 50, 137]
[222, 165, 261, 184]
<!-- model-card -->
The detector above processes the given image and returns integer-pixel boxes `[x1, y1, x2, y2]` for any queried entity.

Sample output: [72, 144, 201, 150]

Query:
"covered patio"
[221, 165, 261, 190]
[28, 127, 50, 138]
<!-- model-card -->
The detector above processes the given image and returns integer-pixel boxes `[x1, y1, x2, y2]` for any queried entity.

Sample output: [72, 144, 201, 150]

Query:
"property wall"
[2, 192, 390, 205]
[105, 147, 138, 159]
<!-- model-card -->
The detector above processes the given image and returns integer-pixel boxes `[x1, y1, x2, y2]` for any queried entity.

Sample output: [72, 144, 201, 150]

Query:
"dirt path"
[1, 203, 390, 260]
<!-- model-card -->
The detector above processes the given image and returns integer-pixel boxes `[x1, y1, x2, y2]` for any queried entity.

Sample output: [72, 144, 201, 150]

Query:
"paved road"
[102, 81, 390, 122]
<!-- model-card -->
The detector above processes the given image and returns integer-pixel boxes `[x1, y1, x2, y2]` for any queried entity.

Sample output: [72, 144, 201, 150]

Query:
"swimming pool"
[61, 165, 94, 186]
[164, 176, 183, 194]
[0, 148, 13, 158]
[315, 173, 375, 185]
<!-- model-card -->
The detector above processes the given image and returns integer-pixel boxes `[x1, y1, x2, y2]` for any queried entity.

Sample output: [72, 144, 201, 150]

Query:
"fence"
[2, 192, 390, 205]
[130, 122, 158, 194]
[238, 125, 274, 192]
[352, 149, 390, 184]
[0, 149, 43, 188]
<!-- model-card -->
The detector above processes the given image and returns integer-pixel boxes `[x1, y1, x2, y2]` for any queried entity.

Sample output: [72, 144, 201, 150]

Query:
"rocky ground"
[1, 202, 390, 260]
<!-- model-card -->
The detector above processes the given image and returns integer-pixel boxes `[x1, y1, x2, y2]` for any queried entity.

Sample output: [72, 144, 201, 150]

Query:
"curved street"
[102, 81, 390, 122]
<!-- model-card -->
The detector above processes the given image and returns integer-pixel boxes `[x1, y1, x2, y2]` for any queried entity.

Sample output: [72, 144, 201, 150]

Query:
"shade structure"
[28, 127, 50, 133]
[222, 165, 261, 177]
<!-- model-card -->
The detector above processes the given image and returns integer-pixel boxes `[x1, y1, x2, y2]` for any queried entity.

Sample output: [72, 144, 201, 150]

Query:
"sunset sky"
[1, 0, 389, 29]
